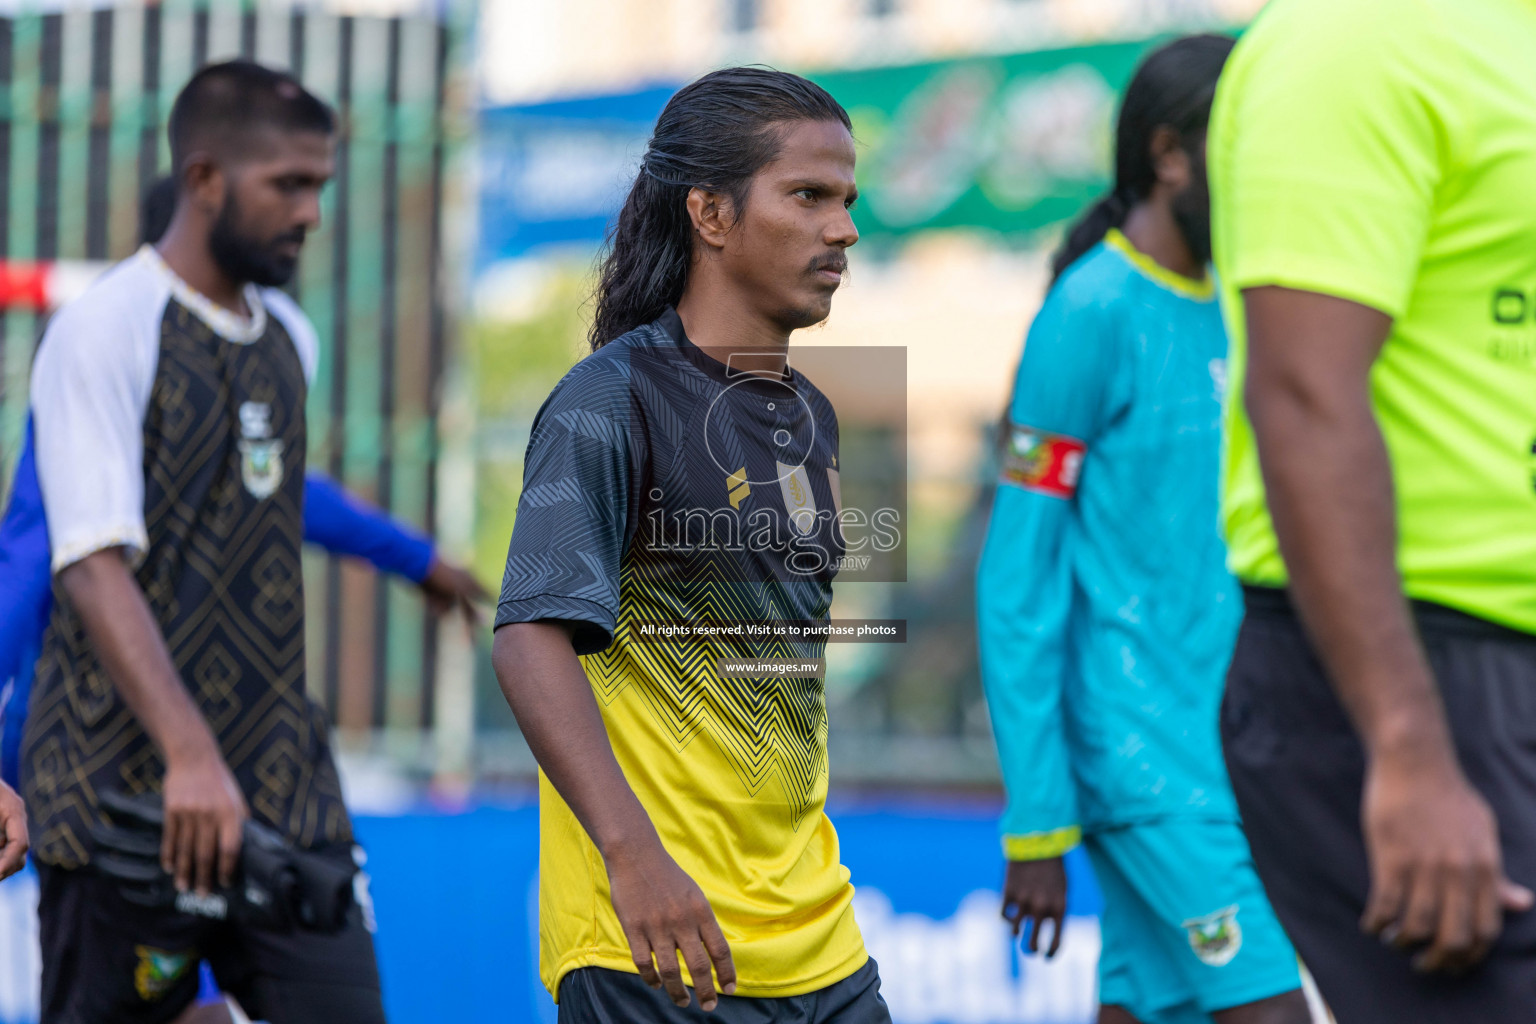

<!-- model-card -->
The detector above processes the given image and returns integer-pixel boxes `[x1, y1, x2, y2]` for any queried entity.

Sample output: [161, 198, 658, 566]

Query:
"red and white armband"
[1000, 425, 1086, 499]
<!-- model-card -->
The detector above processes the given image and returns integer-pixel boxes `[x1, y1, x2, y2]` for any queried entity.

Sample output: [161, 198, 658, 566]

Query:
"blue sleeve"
[302, 472, 435, 583]
[0, 420, 60, 787]
[494, 356, 643, 656]
[977, 285, 1121, 860]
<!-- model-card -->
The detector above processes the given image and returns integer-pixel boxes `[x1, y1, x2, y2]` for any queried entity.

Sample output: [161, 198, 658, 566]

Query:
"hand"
[0, 781, 28, 881]
[162, 747, 248, 896]
[419, 555, 489, 628]
[1002, 856, 1068, 957]
[1361, 746, 1533, 973]
[605, 838, 736, 1011]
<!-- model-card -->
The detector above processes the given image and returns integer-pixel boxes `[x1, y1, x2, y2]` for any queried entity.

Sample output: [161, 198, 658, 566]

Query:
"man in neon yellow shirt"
[1212, 0, 1536, 1017]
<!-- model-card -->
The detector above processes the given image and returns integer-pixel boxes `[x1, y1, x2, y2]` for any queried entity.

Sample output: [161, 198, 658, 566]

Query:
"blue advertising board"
[477, 85, 679, 267]
[0, 799, 1105, 1023]
[474, 41, 1159, 272]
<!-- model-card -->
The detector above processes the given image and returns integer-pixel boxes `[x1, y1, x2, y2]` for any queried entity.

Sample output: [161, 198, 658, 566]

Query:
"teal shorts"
[1085, 820, 1300, 1023]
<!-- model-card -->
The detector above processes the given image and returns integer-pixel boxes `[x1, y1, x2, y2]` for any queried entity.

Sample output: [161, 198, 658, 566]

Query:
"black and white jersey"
[23, 245, 350, 869]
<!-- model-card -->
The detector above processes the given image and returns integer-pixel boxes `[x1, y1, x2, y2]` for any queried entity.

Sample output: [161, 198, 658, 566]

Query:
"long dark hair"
[1049, 34, 1234, 284]
[588, 67, 850, 350]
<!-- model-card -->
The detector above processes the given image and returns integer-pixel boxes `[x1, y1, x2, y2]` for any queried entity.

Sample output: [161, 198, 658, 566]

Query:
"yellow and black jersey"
[496, 307, 867, 999]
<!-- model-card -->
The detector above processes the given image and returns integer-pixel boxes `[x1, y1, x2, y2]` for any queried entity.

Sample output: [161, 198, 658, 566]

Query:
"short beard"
[1171, 193, 1212, 267]
[772, 258, 846, 331]
[208, 194, 302, 288]
[1171, 154, 1212, 266]
[774, 297, 834, 334]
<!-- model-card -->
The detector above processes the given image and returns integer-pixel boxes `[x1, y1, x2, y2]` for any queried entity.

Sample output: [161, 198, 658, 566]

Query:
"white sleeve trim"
[261, 288, 320, 385]
[51, 527, 151, 575]
[31, 257, 165, 575]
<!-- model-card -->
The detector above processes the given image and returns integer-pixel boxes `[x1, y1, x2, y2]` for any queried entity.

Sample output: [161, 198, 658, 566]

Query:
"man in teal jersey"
[1212, 0, 1536, 1017]
[978, 36, 1307, 1024]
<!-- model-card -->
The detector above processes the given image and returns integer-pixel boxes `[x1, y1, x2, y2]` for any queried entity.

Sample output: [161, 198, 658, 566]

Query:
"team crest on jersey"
[238, 400, 284, 498]
[776, 462, 818, 535]
[239, 438, 285, 498]
[133, 945, 194, 1001]
[1182, 905, 1242, 966]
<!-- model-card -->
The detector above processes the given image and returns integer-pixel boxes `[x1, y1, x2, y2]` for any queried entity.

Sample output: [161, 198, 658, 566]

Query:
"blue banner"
[0, 799, 1105, 1023]
[477, 85, 679, 266]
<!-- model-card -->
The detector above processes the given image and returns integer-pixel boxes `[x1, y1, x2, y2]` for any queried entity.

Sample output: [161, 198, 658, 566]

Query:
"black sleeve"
[494, 356, 643, 655]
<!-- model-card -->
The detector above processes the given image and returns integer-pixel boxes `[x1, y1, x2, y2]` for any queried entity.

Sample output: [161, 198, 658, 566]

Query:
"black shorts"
[36, 844, 386, 1024]
[1222, 586, 1536, 1022]
[556, 959, 891, 1024]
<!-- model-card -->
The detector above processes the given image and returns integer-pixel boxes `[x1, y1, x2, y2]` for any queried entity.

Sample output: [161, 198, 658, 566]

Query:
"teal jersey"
[977, 230, 1240, 859]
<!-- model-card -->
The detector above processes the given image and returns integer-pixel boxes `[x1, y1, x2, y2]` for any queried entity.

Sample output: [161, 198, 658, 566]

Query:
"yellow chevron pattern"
[582, 550, 828, 830]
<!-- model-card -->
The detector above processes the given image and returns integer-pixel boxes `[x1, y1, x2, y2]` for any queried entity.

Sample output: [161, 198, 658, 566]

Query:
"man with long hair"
[1213, 0, 1536, 1017]
[492, 67, 889, 1022]
[978, 36, 1309, 1024]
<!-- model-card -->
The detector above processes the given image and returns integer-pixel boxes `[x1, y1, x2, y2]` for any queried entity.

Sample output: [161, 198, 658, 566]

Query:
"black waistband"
[1242, 585, 1536, 645]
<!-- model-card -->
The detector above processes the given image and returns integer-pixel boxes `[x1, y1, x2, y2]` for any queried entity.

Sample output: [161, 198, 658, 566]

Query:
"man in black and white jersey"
[22, 61, 385, 1024]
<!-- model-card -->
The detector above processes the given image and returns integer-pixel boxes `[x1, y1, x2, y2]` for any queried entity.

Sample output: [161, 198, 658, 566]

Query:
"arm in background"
[303, 471, 434, 582]
[302, 471, 488, 622]
[978, 283, 1119, 957]
[0, 418, 58, 789]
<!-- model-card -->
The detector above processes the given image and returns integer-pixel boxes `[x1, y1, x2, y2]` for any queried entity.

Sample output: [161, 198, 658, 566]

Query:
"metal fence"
[0, 0, 471, 744]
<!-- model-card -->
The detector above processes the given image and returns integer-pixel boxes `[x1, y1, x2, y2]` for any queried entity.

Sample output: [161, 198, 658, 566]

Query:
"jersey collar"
[1103, 228, 1216, 302]
[137, 244, 268, 344]
[657, 306, 798, 394]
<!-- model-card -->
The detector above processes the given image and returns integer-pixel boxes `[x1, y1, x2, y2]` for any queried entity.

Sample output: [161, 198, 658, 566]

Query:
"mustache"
[807, 252, 848, 276]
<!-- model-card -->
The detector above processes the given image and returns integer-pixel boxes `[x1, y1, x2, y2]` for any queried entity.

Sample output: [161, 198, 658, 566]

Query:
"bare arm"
[1243, 286, 1530, 972]
[492, 621, 659, 861]
[1244, 289, 1445, 765]
[492, 621, 735, 1010]
[58, 548, 245, 895]
[0, 780, 26, 880]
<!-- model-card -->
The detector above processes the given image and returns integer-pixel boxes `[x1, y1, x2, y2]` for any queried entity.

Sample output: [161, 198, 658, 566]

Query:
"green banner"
[814, 40, 1158, 240]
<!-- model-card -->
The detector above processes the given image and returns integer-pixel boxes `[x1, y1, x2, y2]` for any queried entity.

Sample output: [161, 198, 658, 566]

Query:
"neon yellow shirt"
[1211, 0, 1536, 633]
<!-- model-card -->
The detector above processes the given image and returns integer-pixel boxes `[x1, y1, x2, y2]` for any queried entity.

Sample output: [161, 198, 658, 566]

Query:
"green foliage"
[467, 264, 594, 583]
[467, 269, 592, 419]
